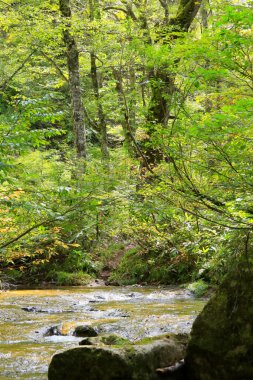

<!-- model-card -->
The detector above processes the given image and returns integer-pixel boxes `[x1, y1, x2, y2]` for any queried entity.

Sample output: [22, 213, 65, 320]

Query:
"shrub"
[54, 271, 92, 286]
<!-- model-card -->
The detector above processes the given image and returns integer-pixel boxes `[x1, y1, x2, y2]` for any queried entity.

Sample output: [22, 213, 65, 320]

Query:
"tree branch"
[103, 5, 137, 20]
[0, 0, 10, 8]
[179, 204, 252, 230]
[0, 50, 36, 91]
[40, 50, 68, 82]
[103, 6, 128, 14]
[0, 195, 92, 250]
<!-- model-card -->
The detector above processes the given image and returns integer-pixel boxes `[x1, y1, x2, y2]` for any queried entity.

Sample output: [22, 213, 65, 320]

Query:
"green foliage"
[1, 1, 253, 286]
[62, 250, 96, 273]
[187, 280, 209, 298]
[53, 271, 92, 286]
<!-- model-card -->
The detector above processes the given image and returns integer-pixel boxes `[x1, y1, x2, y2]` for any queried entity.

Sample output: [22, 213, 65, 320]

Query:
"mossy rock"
[48, 337, 186, 380]
[48, 347, 132, 380]
[73, 325, 98, 337]
[185, 264, 253, 380]
[79, 338, 94, 346]
[101, 334, 130, 346]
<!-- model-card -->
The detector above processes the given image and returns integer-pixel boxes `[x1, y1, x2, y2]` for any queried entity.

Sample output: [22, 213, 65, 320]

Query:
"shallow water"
[0, 286, 206, 379]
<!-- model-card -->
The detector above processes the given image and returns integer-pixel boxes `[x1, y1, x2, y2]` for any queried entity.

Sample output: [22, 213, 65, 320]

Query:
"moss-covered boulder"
[48, 337, 186, 380]
[185, 264, 253, 380]
[48, 347, 132, 380]
[73, 325, 98, 337]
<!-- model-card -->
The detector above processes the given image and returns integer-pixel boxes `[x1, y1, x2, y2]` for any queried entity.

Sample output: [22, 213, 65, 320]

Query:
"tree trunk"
[89, 0, 109, 161]
[145, 0, 202, 165]
[90, 52, 109, 160]
[59, 0, 86, 159]
[129, 66, 136, 133]
[200, 4, 208, 31]
[113, 68, 134, 155]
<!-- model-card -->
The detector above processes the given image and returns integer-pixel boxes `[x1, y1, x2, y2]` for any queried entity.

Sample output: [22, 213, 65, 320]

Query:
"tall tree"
[59, 0, 87, 159]
[145, 0, 202, 164]
[89, 0, 109, 161]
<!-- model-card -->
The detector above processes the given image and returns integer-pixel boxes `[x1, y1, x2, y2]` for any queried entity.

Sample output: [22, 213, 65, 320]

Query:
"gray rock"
[106, 309, 130, 318]
[22, 306, 73, 314]
[22, 306, 38, 312]
[44, 326, 63, 337]
[48, 337, 186, 380]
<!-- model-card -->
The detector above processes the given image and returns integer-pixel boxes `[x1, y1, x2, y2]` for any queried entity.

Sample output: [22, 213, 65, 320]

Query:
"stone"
[106, 309, 130, 318]
[22, 306, 38, 312]
[48, 346, 132, 380]
[21, 306, 73, 314]
[79, 338, 94, 346]
[73, 325, 98, 337]
[185, 264, 253, 380]
[48, 337, 186, 380]
[44, 325, 63, 337]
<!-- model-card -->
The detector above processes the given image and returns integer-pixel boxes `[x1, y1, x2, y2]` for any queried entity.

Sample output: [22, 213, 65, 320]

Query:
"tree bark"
[145, 0, 202, 165]
[89, 0, 109, 161]
[129, 66, 136, 132]
[200, 2, 209, 31]
[59, 0, 86, 159]
[113, 68, 134, 155]
[90, 52, 109, 160]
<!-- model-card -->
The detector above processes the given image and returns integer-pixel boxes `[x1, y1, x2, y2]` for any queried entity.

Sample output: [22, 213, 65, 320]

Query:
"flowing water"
[0, 286, 206, 379]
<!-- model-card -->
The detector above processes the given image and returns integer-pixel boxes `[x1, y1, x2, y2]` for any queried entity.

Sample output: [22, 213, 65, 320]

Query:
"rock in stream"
[48, 335, 187, 380]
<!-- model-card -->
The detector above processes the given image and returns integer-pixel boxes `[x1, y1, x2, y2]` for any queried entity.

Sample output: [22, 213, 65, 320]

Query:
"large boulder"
[73, 325, 98, 337]
[48, 336, 186, 380]
[48, 346, 132, 380]
[185, 264, 253, 380]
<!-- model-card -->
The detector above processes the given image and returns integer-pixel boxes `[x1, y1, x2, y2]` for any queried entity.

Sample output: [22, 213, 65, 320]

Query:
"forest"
[0, 0, 252, 288]
[0, 1, 253, 380]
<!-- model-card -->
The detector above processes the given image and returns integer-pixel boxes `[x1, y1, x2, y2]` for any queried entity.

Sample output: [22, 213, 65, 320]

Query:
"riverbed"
[0, 286, 206, 379]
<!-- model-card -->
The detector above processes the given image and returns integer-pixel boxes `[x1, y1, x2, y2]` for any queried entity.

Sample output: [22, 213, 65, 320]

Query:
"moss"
[133, 333, 189, 347]
[101, 335, 130, 346]
[54, 271, 92, 285]
[186, 264, 253, 380]
[187, 280, 209, 297]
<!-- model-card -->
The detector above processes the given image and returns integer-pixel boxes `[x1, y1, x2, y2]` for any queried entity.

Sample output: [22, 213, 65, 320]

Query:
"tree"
[89, 0, 109, 161]
[145, 0, 203, 165]
[59, 0, 87, 159]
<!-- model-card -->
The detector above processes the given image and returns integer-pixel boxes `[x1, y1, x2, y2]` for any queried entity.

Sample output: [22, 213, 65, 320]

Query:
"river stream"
[0, 286, 206, 379]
